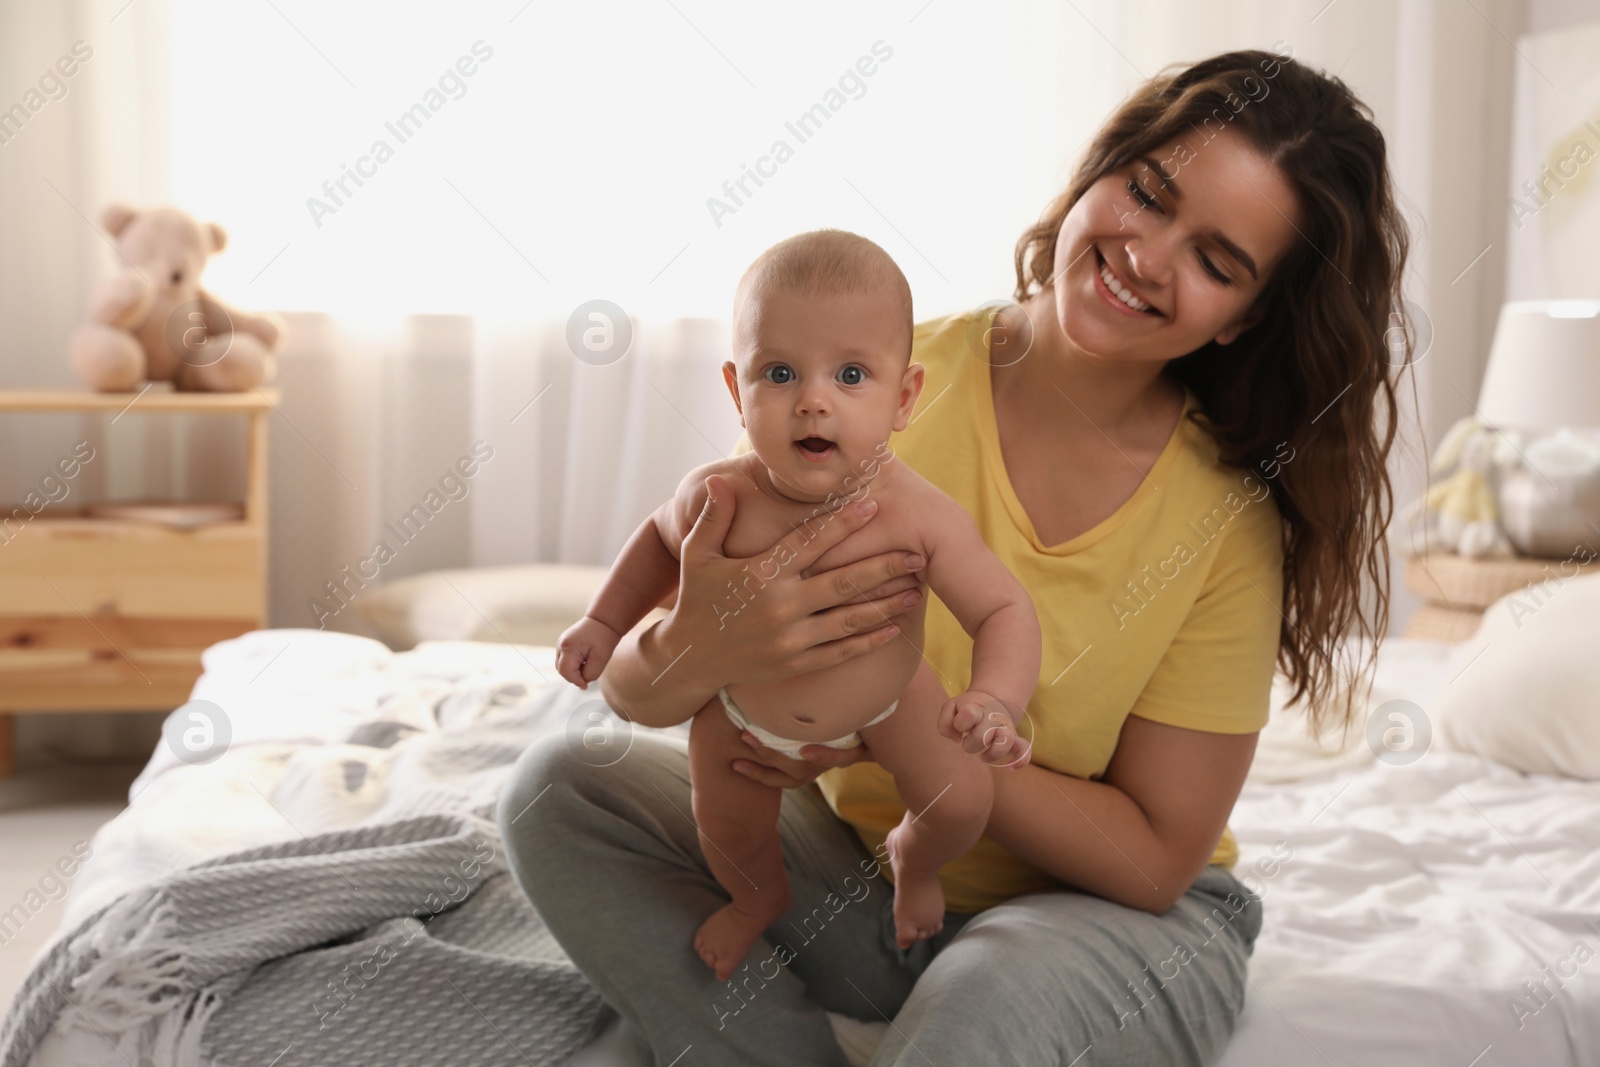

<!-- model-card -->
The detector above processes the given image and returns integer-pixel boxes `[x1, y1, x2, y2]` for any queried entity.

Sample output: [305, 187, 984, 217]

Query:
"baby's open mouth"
[795, 436, 836, 462]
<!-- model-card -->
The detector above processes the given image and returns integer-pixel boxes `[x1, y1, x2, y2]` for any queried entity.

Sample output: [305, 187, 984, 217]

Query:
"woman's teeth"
[1099, 257, 1152, 313]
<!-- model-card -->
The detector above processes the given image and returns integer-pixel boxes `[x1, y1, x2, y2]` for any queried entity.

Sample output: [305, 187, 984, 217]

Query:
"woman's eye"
[1123, 171, 1230, 286]
[764, 365, 794, 384]
[1197, 251, 1233, 286]
[837, 364, 866, 386]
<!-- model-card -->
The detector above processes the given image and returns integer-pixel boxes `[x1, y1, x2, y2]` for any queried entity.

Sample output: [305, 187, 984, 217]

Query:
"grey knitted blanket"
[0, 635, 622, 1067]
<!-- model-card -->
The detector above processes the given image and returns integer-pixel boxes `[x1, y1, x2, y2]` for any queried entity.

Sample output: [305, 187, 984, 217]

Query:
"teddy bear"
[68, 203, 283, 392]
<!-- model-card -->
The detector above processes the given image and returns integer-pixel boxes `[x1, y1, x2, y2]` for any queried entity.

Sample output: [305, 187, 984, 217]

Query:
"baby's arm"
[554, 464, 715, 688]
[918, 494, 1042, 765]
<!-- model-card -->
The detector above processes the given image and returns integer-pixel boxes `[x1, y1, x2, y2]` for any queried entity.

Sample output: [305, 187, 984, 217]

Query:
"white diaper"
[718, 687, 897, 759]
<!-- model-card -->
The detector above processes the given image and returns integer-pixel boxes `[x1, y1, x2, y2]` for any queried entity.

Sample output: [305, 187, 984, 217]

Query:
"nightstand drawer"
[0, 617, 253, 709]
[0, 517, 262, 619]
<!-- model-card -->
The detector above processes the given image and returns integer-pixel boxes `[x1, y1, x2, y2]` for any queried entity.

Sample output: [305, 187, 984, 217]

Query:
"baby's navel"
[793, 714, 816, 724]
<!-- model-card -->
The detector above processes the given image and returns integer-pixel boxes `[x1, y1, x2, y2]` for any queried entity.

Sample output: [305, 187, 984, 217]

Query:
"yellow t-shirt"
[734, 306, 1284, 913]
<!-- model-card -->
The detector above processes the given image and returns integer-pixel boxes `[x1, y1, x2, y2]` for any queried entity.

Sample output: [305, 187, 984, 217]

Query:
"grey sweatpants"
[496, 728, 1260, 1066]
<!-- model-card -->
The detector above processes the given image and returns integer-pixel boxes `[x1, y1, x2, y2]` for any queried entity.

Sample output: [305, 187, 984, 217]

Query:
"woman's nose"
[1124, 236, 1165, 287]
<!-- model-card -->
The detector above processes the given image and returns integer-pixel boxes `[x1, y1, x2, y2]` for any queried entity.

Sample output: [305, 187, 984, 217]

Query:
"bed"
[4, 627, 1598, 1067]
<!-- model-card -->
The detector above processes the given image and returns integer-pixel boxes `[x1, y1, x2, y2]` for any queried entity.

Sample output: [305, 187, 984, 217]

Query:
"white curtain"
[267, 310, 742, 629]
[0, 0, 1562, 649]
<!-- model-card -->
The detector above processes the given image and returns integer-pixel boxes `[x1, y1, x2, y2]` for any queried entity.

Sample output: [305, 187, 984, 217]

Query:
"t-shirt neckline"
[973, 313, 1194, 556]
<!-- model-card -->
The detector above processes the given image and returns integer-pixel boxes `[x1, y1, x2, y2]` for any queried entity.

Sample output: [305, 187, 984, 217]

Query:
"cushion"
[354, 564, 664, 650]
[1434, 568, 1600, 778]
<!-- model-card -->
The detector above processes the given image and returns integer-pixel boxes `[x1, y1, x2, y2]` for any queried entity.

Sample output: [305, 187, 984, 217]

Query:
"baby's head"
[723, 229, 922, 503]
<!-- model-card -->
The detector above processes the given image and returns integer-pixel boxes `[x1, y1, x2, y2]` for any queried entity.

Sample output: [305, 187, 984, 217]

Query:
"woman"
[498, 48, 1407, 1065]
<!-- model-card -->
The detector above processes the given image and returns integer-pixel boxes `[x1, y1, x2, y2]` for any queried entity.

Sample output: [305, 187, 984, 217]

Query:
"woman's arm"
[598, 475, 929, 728]
[985, 714, 1258, 914]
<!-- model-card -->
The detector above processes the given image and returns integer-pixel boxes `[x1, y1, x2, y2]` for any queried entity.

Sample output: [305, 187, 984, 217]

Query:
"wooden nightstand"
[0, 388, 272, 775]
[1403, 551, 1561, 642]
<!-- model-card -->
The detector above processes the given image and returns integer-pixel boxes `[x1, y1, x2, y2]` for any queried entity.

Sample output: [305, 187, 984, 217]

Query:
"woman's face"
[1050, 127, 1301, 363]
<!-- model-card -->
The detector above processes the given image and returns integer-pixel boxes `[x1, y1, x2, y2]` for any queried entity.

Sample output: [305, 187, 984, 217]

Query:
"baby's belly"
[722, 612, 926, 743]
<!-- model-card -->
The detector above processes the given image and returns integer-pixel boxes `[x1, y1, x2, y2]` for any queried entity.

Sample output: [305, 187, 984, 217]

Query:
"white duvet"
[26, 632, 1600, 1067]
[1217, 640, 1600, 1067]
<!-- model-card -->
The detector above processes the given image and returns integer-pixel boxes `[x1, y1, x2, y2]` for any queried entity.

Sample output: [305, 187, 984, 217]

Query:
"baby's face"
[724, 288, 921, 503]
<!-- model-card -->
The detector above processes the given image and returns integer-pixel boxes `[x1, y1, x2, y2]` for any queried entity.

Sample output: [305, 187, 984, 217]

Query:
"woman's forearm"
[598, 612, 717, 728]
[987, 716, 1256, 913]
[985, 762, 1196, 914]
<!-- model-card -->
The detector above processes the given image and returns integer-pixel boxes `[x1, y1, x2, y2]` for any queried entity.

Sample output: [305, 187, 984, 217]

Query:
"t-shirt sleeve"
[1129, 492, 1284, 734]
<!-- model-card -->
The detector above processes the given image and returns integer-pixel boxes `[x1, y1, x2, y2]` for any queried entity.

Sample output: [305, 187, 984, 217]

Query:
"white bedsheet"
[1216, 640, 1600, 1067]
[26, 632, 1600, 1067]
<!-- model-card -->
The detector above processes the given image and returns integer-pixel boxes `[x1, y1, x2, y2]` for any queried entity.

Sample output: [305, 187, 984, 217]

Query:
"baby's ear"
[892, 363, 926, 432]
[721, 361, 744, 421]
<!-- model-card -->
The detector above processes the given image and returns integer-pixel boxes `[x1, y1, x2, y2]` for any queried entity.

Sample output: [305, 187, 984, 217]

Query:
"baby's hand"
[938, 690, 1032, 769]
[555, 616, 622, 690]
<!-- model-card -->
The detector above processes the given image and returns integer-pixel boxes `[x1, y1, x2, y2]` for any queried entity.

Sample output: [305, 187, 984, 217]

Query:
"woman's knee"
[497, 733, 579, 836]
[496, 731, 644, 864]
[877, 893, 1250, 1066]
[496, 730, 694, 871]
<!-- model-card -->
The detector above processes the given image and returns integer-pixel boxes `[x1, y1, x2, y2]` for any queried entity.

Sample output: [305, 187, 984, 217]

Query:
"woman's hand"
[668, 474, 927, 689]
[730, 730, 870, 788]
[598, 473, 927, 727]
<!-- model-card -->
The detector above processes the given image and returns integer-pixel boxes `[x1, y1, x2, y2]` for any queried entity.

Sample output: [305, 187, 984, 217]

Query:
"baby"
[556, 229, 1041, 980]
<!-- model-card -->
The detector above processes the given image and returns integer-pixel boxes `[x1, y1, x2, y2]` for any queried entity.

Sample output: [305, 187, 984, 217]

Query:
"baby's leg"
[859, 663, 993, 950]
[687, 696, 790, 981]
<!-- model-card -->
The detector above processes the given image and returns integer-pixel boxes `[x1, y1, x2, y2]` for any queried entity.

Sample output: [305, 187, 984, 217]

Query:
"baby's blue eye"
[837, 364, 866, 385]
[764, 365, 794, 384]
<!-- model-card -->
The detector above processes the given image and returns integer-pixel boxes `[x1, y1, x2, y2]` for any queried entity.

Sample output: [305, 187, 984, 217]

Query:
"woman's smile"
[1092, 247, 1162, 318]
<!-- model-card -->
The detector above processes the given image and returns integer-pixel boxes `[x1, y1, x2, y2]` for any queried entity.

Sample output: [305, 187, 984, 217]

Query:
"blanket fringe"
[149, 986, 228, 1067]
[61, 888, 189, 1037]
[57, 886, 233, 1066]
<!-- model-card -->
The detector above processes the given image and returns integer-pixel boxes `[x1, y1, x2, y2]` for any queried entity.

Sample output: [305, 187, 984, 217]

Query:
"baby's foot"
[885, 825, 946, 949]
[694, 901, 781, 982]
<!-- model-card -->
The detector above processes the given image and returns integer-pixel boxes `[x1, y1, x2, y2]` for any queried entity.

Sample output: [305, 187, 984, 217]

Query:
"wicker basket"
[1403, 602, 1486, 642]
[1403, 552, 1560, 611]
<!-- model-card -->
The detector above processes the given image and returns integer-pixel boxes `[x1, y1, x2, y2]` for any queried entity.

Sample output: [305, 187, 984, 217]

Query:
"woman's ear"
[721, 361, 744, 424]
[892, 362, 926, 432]
[1215, 306, 1264, 346]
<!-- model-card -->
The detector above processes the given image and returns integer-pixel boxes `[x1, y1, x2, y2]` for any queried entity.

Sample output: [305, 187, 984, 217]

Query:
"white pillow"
[1435, 569, 1600, 778]
[355, 564, 656, 650]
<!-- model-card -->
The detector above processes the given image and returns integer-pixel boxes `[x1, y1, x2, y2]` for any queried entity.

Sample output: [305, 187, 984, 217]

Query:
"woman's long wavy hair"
[1013, 48, 1411, 733]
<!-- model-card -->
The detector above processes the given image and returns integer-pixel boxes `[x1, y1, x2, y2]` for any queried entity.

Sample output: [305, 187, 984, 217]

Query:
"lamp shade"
[1477, 300, 1600, 429]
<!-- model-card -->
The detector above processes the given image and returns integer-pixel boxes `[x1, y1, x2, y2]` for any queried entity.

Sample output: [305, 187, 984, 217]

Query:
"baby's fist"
[936, 690, 997, 742]
[975, 716, 1031, 769]
[555, 616, 622, 690]
[938, 690, 1031, 769]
